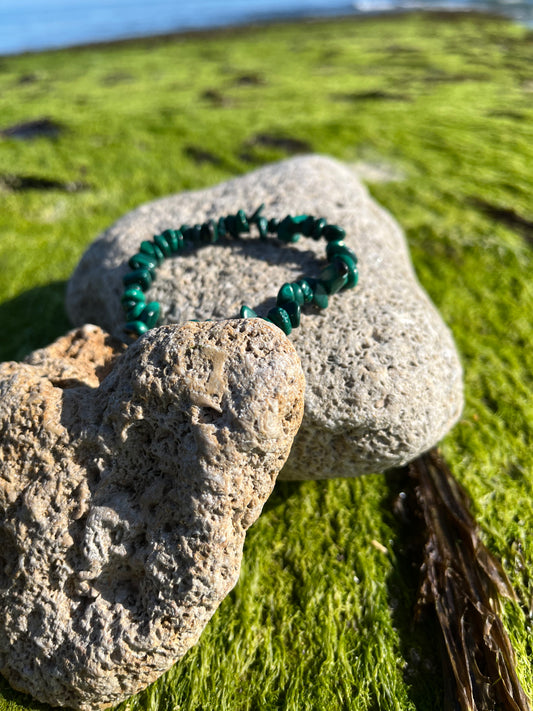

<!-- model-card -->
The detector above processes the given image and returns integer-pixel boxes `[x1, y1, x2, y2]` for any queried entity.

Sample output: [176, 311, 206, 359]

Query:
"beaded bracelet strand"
[121, 204, 358, 338]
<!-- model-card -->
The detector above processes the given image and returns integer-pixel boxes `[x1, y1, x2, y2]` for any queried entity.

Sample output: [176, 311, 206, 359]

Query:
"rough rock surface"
[66, 155, 463, 478]
[0, 320, 305, 710]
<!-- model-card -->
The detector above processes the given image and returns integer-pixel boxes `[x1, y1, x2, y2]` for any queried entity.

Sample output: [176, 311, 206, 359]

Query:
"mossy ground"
[0, 11, 532, 711]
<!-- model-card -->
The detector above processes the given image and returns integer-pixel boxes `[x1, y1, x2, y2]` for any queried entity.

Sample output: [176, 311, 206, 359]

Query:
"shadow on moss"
[0, 281, 72, 362]
[0, 174, 89, 193]
[382, 466, 446, 711]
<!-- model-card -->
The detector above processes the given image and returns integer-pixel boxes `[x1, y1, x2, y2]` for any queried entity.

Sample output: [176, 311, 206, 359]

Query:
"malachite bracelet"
[121, 204, 358, 338]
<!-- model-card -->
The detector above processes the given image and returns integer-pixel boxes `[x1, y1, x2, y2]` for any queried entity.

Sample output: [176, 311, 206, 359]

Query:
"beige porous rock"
[0, 320, 304, 710]
[66, 155, 463, 479]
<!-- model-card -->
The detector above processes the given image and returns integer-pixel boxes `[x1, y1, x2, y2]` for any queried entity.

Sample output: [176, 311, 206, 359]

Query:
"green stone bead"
[311, 218, 327, 240]
[319, 260, 349, 295]
[176, 229, 185, 251]
[267, 306, 292, 335]
[126, 302, 145, 320]
[257, 216, 268, 239]
[153, 233, 171, 257]
[276, 216, 291, 242]
[280, 300, 301, 328]
[140, 240, 164, 264]
[326, 240, 358, 264]
[123, 268, 152, 291]
[322, 224, 346, 242]
[335, 253, 358, 273]
[128, 252, 157, 275]
[268, 217, 280, 232]
[162, 229, 183, 253]
[192, 224, 202, 242]
[276, 282, 303, 307]
[240, 304, 258, 318]
[248, 204, 265, 224]
[347, 266, 359, 289]
[225, 215, 239, 238]
[122, 299, 138, 313]
[291, 282, 304, 305]
[201, 219, 218, 243]
[296, 279, 314, 303]
[311, 281, 329, 309]
[292, 214, 309, 225]
[236, 209, 250, 233]
[139, 301, 160, 328]
[180, 224, 193, 241]
[217, 217, 227, 239]
[298, 216, 316, 237]
[200, 223, 210, 243]
[277, 282, 296, 306]
[336, 256, 359, 289]
[161, 229, 177, 253]
[121, 287, 146, 305]
[124, 320, 149, 337]
[277, 216, 300, 243]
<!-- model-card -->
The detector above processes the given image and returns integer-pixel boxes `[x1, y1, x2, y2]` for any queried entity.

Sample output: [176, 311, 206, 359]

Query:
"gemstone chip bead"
[123, 268, 152, 291]
[267, 306, 292, 335]
[240, 305, 258, 318]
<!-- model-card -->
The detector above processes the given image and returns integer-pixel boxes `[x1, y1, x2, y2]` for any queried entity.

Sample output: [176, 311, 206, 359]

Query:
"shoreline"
[0, 7, 520, 61]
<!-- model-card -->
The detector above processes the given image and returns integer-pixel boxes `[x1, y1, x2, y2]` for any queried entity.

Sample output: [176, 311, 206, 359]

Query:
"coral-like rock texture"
[66, 156, 463, 479]
[0, 320, 304, 709]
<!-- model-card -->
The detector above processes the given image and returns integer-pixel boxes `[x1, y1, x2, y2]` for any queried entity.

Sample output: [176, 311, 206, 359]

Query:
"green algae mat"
[0, 10, 532, 711]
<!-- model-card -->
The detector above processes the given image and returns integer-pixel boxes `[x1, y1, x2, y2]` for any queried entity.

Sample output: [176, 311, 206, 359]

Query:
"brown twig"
[409, 449, 530, 711]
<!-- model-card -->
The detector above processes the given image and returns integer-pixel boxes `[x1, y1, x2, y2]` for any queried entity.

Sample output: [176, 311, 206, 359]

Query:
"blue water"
[1, 0, 532, 56]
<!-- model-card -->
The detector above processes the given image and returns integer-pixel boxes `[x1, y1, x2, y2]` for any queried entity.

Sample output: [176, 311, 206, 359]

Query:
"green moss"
[0, 11, 532, 710]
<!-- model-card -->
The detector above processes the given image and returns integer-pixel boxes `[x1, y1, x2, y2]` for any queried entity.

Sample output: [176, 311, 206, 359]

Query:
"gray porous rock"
[66, 155, 463, 479]
[0, 320, 305, 710]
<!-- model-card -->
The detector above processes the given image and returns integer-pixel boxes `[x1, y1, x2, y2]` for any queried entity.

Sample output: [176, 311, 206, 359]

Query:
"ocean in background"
[1, 0, 532, 56]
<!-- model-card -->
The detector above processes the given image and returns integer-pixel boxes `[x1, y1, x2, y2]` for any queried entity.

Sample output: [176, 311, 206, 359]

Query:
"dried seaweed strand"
[409, 449, 530, 711]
